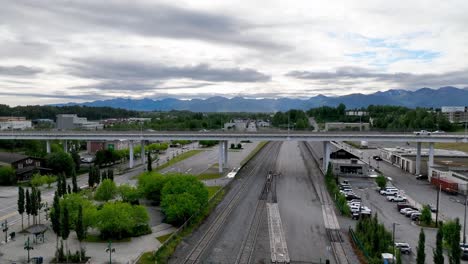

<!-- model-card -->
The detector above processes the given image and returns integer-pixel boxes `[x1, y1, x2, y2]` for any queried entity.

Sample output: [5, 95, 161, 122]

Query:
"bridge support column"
[323, 141, 331, 173]
[86, 141, 92, 154]
[141, 140, 145, 169]
[223, 141, 228, 169]
[46, 140, 51, 154]
[63, 140, 68, 153]
[129, 141, 134, 169]
[416, 142, 422, 175]
[218, 143, 223, 174]
[428, 142, 434, 169]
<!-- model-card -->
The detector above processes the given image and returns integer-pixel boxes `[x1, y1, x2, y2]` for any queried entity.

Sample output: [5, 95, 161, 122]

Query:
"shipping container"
[431, 177, 458, 194]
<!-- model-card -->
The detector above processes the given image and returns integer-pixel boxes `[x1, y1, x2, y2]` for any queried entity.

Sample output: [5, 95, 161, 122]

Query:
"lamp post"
[106, 240, 115, 264]
[1, 220, 8, 243]
[435, 174, 441, 227]
[24, 236, 34, 263]
[464, 194, 468, 244]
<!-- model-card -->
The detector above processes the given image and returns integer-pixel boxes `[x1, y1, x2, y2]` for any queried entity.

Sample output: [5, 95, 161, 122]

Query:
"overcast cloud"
[1, 0, 468, 105]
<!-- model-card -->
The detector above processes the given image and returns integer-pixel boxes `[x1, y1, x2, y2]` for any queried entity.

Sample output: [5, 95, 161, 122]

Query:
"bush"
[94, 202, 150, 240]
[94, 179, 117, 201]
[0, 166, 16, 185]
[57, 193, 97, 230]
[324, 164, 350, 216]
[375, 175, 387, 190]
[420, 205, 432, 225]
[355, 214, 393, 262]
[160, 174, 209, 225]
[138, 172, 168, 204]
[199, 140, 218, 147]
[118, 184, 141, 204]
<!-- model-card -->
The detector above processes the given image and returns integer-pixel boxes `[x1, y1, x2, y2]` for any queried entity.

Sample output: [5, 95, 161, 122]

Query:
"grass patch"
[156, 150, 204, 171]
[153, 188, 226, 263]
[344, 141, 361, 149]
[206, 186, 222, 198]
[240, 141, 268, 166]
[435, 142, 468, 153]
[198, 173, 222, 181]
[84, 234, 131, 243]
[137, 252, 156, 264]
[156, 233, 173, 243]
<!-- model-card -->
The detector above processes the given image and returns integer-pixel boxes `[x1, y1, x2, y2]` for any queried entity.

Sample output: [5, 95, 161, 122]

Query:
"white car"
[413, 130, 431, 135]
[387, 195, 407, 202]
[395, 242, 412, 254]
[380, 189, 399, 196]
[400, 208, 415, 215]
[360, 206, 372, 214]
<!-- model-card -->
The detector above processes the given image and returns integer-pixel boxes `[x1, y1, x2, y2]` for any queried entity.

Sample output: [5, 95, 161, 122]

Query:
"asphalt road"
[275, 141, 332, 263]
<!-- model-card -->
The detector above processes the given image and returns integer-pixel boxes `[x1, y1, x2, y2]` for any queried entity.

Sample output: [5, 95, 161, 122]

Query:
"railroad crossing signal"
[1, 220, 8, 243]
[106, 240, 116, 263]
[24, 236, 34, 263]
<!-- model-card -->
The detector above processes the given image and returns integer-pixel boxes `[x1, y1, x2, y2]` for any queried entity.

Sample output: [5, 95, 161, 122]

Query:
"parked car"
[410, 212, 422, 221]
[428, 204, 438, 212]
[395, 242, 412, 254]
[380, 189, 400, 196]
[460, 243, 468, 260]
[345, 194, 361, 201]
[405, 209, 419, 217]
[373, 155, 383, 161]
[397, 203, 415, 211]
[416, 174, 428, 180]
[387, 195, 407, 202]
[413, 130, 431, 135]
[432, 130, 445, 134]
[400, 208, 416, 215]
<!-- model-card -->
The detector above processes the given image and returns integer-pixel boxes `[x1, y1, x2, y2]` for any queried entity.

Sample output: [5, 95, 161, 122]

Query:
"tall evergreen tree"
[61, 206, 70, 262]
[60, 173, 67, 196]
[51, 191, 61, 258]
[72, 168, 78, 193]
[25, 189, 31, 226]
[67, 184, 71, 195]
[449, 218, 461, 264]
[18, 187, 25, 230]
[147, 152, 152, 172]
[108, 169, 114, 181]
[31, 188, 38, 225]
[95, 166, 101, 185]
[75, 205, 85, 262]
[57, 174, 63, 197]
[101, 170, 107, 182]
[416, 228, 425, 264]
[433, 223, 444, 264]
[36, 189, 42, 224]
[88, 166, 95, 188]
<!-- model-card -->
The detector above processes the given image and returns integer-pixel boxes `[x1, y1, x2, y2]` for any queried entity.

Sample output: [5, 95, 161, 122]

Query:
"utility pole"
[392, 223, 399, 258]
[106, 240, 115, 264]
[1, 220, 8, 243]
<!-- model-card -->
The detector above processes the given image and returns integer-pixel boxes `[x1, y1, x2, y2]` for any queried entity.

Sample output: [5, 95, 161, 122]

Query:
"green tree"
[75, 205, 85, 249]
[94, 179, 117, 201]
[70, 150, 81, 172]
[0, 166, 16, 185]
[72, 169, 78, 193]
[88, 166, 94, 188]
[61, 206, 70, 262]
[160, 174, 209, 225]
[25, 189, 31, 226]
[59, 193, 97, 230]
[416, 228, 425, 264]
[420, 205, 432, 225]
[433, 223, 444, 264]
[107, 169, 114, 181]
[375, 175, 387, 190]
[94, 202, 150, 240]
[51, 191, 61, 255]
[46, 152, 75, 176]
[45, 175, 57, 188]
[60, 174, 66, 197]
[18, 187, 25, 230]
[396, 249, 402, 264]
[147, 152, 152, 172]
[30, 188, 37, 225]
[449, 218, 461, 264]
[95, 167, 101, 185]
[137, 172, 168, 203]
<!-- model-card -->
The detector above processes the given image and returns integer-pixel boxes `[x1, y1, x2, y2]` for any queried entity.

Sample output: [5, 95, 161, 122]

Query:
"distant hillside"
[54, 86, 468, 112]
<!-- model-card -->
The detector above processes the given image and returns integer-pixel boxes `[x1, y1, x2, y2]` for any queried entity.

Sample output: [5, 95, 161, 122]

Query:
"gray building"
[330, 148, 370, 177]
[56, 114, 103, 130]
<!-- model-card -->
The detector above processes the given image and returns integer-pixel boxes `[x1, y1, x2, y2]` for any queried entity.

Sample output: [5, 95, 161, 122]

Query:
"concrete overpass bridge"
[0, 131, 466, 174]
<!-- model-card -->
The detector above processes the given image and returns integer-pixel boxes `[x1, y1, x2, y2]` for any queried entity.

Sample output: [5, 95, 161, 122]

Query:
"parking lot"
[341, 176, 438, 263]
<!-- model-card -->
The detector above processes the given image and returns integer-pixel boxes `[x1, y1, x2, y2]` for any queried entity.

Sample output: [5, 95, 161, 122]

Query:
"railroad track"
[300, 142, 349, 264]
[180, 142, 282, 264]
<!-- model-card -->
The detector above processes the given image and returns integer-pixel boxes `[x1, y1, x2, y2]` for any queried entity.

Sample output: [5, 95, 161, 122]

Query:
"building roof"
[0, 152, 28, 164]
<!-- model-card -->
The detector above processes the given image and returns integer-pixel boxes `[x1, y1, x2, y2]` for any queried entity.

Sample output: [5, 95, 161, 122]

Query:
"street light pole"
[435, 174, 441, 227]
[1, 220, 8, 243]
[392, 223, 399, 258]
[106, 240, 115, 264]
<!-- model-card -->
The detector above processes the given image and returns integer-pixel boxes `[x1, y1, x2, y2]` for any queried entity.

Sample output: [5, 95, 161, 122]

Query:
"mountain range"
[56, 86, 468, 112]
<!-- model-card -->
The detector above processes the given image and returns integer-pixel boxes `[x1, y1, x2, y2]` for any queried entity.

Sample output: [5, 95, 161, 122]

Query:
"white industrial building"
[441, 106, 468, 123]
[0, 117, 32, 130]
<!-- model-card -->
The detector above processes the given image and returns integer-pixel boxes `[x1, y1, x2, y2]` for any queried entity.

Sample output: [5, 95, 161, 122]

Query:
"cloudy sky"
[1, 0, 468, 105]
